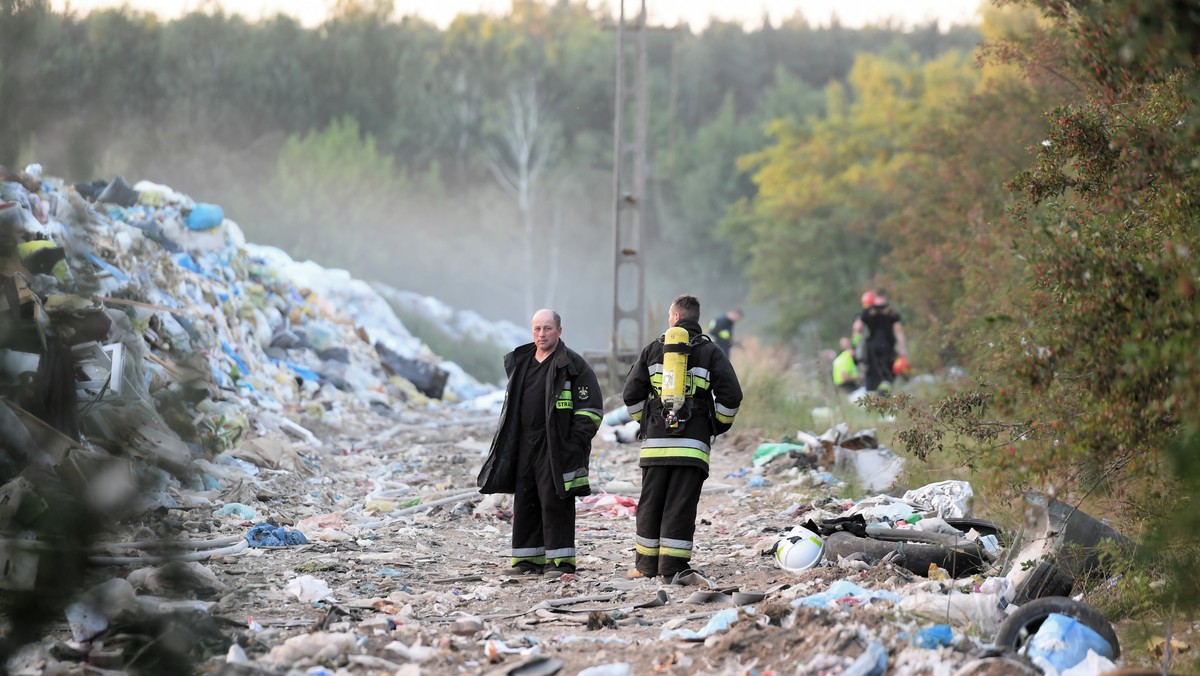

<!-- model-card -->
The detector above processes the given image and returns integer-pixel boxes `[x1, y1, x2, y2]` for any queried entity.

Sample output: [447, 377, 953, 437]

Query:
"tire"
[866, 527, 968, 546]
[1044, 499, 1130, 577]
[825, 531, 987, 578]
[1011, 561, 1074, 605]
[944, 517, 1004, 540]
[994, 596, 1120, 658]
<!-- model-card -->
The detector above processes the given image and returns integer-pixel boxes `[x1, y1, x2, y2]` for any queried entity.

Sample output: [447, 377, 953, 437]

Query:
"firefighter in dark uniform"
[853, 289, 907, 392]
[706, 307, 743, 354]
[478, 309, 603, 578]
[623, 295, 743, 579]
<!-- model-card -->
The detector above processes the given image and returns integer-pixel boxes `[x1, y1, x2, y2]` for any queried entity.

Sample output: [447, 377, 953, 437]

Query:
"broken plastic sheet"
[577, 493, 637, 518]
[792, 580, 902, 609]
[659, 607, 746, 641]
[842, 495, 922, 523]
[752, 442, 805, 468]
[903, 481, 974, 519]
[285, 574, 334, 604]
[896, 590, 1003, 634]
[1026, 613, 1115, 674]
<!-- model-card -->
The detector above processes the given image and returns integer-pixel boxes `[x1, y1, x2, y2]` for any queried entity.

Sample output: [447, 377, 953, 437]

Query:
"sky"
[49, 0, 983, 30]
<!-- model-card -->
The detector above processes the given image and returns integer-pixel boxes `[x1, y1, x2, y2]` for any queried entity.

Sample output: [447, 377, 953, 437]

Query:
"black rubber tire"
[944, 517, 1004, 540]
[994, 595, 1120, 658]
[866, 527, 968, 546]
[825, 531, 987, 578]
[1012, 561, 1074, 605]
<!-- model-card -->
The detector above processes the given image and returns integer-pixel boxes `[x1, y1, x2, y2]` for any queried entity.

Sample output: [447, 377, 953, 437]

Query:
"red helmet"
[861, 291, 877, 308]
[893, 355, 911, 376]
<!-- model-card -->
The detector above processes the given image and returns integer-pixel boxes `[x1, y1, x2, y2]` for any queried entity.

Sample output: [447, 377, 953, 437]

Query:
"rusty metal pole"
[609, 0, 648, 387]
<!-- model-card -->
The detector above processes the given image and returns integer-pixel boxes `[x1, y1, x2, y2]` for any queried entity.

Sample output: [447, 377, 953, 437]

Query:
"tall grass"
[730, 337, 820, 439]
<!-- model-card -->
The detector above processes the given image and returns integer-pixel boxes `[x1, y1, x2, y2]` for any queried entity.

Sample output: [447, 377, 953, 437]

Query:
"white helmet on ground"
[775, 526, 824, 572]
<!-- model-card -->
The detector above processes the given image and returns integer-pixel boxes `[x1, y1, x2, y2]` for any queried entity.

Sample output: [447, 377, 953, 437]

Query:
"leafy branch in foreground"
[862, 389, 1033, 463]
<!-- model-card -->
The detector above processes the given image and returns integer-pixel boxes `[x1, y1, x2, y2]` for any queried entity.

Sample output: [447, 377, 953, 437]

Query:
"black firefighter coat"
[477, 340, 602, 499]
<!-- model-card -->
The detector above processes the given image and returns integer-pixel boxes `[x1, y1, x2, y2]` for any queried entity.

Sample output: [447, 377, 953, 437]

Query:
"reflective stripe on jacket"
[478, 340, 603, 497]
[622, 319, 743, 475]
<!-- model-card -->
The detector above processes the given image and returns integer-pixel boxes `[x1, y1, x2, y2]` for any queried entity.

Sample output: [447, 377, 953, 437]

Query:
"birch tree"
[486, 80, 557, 318]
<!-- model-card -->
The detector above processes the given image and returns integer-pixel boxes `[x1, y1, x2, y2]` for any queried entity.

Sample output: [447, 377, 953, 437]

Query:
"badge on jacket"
[577, 386, 588, 400]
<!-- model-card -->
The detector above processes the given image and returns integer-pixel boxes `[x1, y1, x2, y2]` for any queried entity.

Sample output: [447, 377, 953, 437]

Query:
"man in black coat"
[477, 309, 602, 578]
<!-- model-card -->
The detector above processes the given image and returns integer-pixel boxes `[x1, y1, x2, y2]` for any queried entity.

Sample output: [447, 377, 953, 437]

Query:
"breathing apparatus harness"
[657, 327, 710, 436]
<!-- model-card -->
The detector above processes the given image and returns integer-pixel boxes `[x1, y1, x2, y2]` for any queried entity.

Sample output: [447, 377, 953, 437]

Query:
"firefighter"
[706, 307, 743, 354]
[477, 309, 603, 578]
[623, 295, 743, 579]
[853, 290, 907, 392]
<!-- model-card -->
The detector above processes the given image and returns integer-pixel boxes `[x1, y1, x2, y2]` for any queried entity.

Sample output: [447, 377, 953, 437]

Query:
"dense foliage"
[0, 0, 978, 343]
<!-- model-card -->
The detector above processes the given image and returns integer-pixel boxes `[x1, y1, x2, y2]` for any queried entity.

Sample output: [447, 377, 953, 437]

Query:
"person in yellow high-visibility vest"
[832, 336, 859, 392]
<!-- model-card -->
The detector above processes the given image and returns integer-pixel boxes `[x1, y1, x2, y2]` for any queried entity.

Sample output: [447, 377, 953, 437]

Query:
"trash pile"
[0, 165, 497, 601]
[1, 164, 1145, 675]
[372, 282, 528, 357]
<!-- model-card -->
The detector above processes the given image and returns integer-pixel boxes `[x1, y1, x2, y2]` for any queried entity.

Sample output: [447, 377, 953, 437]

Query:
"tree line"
[1, 0, 978, 343]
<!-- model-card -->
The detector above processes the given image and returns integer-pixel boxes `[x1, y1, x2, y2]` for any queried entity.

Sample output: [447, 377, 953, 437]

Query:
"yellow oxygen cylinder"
[661, 326, 690, 428]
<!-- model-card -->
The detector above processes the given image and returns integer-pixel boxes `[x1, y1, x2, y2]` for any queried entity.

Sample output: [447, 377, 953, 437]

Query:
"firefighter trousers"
[634, 464, 705, 578]
[865, 344, 896, 391]
[511, 430, 576, 572]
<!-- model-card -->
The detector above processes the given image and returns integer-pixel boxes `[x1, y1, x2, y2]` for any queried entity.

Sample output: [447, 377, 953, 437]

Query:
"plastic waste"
[213, 502, 257, 520]
[915, 624, 953, 649]
[285, 574, 334, 603]
[364, 499, 396, 514]
[246, 522, 309, 547]
[1061, 649, 1117, 676]
[226, 643, 249, 665]
[843, 641, 888, 676]
[65, 578, 139, 642]
[903, 480, 973, 518]
[267, 631, 355, 663]
[1026, 613, 1115, 673]
[184, 203, 224, 231]
[897, 590, 1003, 634]
[927, 563, 951, 581]
[95, 176, 140, 207]
[793, 580, 902, 609]
[659, 607, 742, 640]
[752, 442, 805, 467]
[602, 406, 633, 426]
[979, 533, 1002, 558]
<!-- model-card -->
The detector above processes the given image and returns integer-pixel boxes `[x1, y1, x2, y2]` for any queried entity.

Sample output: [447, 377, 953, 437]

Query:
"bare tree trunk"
[485, 80, 556, 319]
[545, 194, 565, 308]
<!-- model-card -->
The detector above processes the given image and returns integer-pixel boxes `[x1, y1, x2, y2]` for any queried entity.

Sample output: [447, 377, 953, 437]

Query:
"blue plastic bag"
[915, 624, 953, 649]
[1026, 613, 1115, 672]
[246, 522, 309, 547]
[184, 203, 224, 231]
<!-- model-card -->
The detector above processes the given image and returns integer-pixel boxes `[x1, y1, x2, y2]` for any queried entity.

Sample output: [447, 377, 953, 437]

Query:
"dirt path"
[53, 407, 984, 675]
